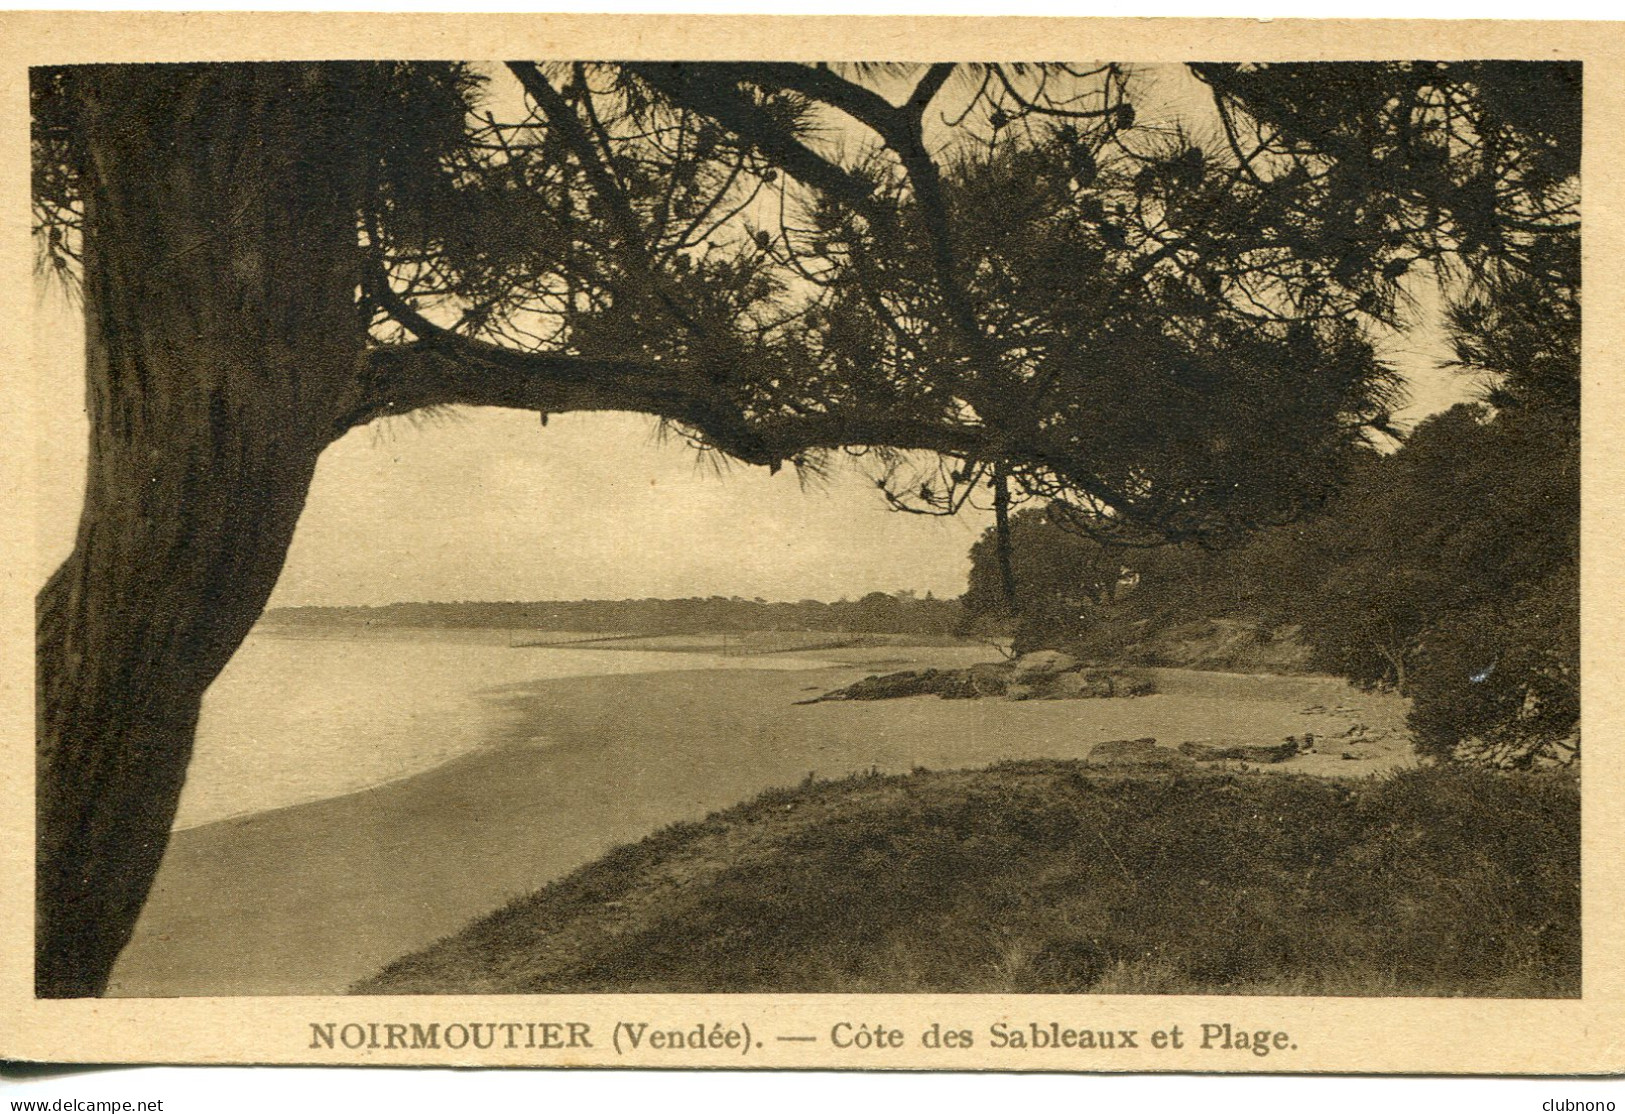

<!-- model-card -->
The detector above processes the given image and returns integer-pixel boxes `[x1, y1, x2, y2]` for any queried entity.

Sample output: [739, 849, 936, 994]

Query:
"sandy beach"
[108, 649, 1407, 997]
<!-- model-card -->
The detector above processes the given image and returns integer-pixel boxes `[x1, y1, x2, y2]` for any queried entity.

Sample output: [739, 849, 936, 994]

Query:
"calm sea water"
[175, 628, 821, 829]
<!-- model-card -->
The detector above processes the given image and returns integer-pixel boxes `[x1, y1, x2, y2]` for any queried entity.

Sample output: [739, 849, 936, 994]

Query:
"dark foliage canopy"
[29, 59, 1581, 997]
[34, 60, 1422, 543]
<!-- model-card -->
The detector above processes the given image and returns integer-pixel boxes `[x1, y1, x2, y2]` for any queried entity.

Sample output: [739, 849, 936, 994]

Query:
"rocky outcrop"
[801, 653, 1156, 704]
[967, 661, 1016, 697]
[795, 668, 974, 703]
[1082, 617, 1316, 674]
[1085, 737, 1195, 768]
[1011, 650, 1079, 678]
[1177, 740, 1301, 764]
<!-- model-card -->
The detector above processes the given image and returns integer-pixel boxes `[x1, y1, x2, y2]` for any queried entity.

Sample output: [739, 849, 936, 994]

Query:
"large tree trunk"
[36, 65, 371, 996]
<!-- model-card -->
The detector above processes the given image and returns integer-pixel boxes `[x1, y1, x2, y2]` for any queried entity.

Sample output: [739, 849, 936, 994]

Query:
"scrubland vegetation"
[359, 761, 1578, 997]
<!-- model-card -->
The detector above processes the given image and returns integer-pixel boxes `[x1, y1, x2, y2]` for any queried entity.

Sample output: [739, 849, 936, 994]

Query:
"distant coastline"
[264, 593, 963, 640]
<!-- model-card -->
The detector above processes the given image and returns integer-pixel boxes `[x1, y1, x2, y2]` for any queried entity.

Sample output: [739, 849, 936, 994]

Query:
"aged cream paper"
[2, 12, 1621, 1073]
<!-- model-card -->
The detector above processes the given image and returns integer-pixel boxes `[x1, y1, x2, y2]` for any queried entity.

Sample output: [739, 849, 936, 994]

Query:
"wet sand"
[108, 656, 1407, 997]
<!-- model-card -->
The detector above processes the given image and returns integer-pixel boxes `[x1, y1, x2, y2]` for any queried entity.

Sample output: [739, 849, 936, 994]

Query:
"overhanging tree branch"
[343, 334, 1019, 484]
[693, 62, 1004, 415]
[720, 62, 905, 142]
[625, 63, 894, 231]
[506, 60, 710, 340]
[906, 63, 957, 122]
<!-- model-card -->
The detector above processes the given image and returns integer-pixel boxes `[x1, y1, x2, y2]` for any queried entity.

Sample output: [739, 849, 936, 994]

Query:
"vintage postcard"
[1, 12, 1621, 1074]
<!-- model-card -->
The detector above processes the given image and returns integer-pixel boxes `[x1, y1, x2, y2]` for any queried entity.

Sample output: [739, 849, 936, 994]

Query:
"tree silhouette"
[1203, 63, 1580, 764]
[960, 508, 1134, 643]
[33, 60, 1440, 994]
[1191, 61, 1579, 295]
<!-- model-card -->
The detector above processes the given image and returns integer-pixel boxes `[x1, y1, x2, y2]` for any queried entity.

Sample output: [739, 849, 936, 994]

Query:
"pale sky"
[29, 294, 1467, 610]
[29, 63, 1472, 608]
[29, 291, 995, 605]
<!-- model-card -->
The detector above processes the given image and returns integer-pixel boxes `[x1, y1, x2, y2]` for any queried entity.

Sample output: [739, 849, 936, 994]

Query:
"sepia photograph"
[3, 12, 1621, 1076]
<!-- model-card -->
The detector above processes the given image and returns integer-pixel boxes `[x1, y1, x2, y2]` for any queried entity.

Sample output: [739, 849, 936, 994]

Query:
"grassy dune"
[357, 761, 1578, 998]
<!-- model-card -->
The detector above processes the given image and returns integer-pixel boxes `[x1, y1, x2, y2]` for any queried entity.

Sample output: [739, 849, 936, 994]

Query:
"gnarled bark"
[36, 64, 372, 996]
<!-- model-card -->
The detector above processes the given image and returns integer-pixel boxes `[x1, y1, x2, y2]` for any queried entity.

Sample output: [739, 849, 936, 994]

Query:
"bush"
[1405, 566, 1578, 768]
